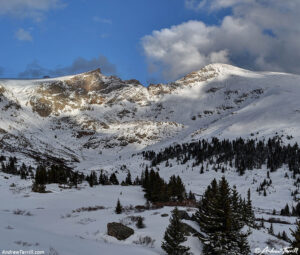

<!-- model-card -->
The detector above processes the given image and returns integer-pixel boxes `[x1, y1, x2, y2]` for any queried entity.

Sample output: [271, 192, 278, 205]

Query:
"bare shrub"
[133, 236, 155, 248]
[72, 205, 105, 213]
[13, 209, 33, 216]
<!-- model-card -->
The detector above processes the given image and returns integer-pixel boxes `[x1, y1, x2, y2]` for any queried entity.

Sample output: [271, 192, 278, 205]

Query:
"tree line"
[143, 137, 300, 176]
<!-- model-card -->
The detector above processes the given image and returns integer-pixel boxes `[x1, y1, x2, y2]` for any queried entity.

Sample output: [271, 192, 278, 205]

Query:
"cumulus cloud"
[0, 0, 65, 20]
[19, 55, 116, 78]
[15, 28, 33, 41]
[142, 0, 300, 79]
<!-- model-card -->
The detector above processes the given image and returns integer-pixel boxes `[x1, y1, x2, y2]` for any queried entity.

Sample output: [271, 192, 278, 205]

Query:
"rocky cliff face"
[1, 63, 300, 170]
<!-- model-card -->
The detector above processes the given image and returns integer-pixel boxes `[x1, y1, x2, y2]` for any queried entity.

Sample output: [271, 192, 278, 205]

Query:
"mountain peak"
[202, 63, 250, 74]
[83, 68, 102, 75]
[177, 63, 251, 85]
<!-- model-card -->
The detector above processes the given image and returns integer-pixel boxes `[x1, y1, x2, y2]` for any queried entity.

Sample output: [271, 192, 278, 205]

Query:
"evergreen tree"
[161, 207, 190, 255]
[281, 231, 289, 242]
[88, 171, 98, 187]
[133, 176, 141, 185]
[115, 199, 122, 214]
[290, 220, 300, 254]
[281, 204, 291, 216]
[195, 177, 250, 255]
[263, 189, 267, 196]
[260, 219, 265, 228]
[99, 170, 109, 185]
[19, 163, 28, 180]
[269, 223, 274, 235]
[35, 165, 47, 185]
[125, 171, 132, 185]
[168, 175, 186, 201]
[109, 173, 119, 185]
[293, 202, 300, 217]
[188, 191, 195, 201]
[244, 189, 255, 226]
[200, 165, 204, 174]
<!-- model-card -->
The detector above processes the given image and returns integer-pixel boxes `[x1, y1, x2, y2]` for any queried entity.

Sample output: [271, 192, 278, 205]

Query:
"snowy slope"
[1, 64, 300, 254]
[1, 63, 300, 171]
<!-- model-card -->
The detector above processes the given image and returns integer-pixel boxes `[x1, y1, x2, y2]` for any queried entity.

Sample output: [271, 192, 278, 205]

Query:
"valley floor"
[0, 161, 298, 255]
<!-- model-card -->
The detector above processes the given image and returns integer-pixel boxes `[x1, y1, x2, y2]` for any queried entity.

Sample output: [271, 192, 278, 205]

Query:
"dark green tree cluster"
[109, 173, 119, 185]
[141, 168, 187, 203]
[87, 170, 141, 187]
[33, 164, 84, 191]
[143, 137, 300, 176]
[1, 157, 33, 179]
[194, 177, 252, 255]
[86, 170, 121, 187]
[86, 170, 137, 187]
[281, 202, 300, 217]
[99, 170, 110, 185]
[161, 207, 190, 255]
[256, 178, 272, 196]
[86, 171, 98, 187]
[277, 231, 289, 242]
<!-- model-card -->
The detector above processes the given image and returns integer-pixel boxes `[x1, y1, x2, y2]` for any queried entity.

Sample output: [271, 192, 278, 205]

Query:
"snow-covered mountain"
[1, 63, 300, 171]
[1, 64, 300, 255]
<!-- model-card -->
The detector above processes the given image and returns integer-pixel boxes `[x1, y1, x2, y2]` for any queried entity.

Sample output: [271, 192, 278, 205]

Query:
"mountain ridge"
[1, 63, 300, 170]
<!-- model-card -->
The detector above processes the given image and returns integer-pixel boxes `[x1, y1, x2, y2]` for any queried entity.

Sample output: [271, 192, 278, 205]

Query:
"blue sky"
[0, 0, 299, 85]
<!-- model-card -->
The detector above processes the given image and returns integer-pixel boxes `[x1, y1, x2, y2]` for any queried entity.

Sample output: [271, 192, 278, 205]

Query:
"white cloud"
[142, 0, 300, 79]
[0, 0, 64, 20]
[15, 28, 33, 41]
[142, 20, 231, 79]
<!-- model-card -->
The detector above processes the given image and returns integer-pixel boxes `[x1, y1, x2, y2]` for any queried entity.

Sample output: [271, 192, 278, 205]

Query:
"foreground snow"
[0, 164, 296, 254]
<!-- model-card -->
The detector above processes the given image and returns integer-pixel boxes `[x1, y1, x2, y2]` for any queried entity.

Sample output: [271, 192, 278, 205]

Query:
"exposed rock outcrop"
[107, 222, 134, 240]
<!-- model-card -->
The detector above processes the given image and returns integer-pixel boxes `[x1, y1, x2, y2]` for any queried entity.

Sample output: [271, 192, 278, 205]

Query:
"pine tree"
[244, 189, 255, 226]
[290, 220, 300, 254]
[125, 171, 132, 185]
[282, 231, 289, 242]
[269, 223, 274, 235]
[99, 170, 109, 185]
[161, 207, 190, 255]
[188, 191, 195, 201]
[260, 219, 265, 228]
[195, 177, 250, 255]
[35, 165, 47, 185]
[109, 173, 119, 185]
[200, 165, 204, 174]
[115, 199, 122, 214]
[263, 189, 267, 196]
[133, 176, 140, 185]
[88, 171, 98, 187]
[281, 204, 291, 216]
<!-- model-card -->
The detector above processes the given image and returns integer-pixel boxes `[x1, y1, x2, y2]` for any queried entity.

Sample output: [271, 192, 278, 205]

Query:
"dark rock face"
[107, 222, 134, 240]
